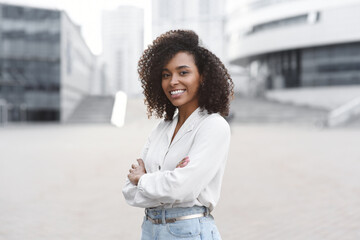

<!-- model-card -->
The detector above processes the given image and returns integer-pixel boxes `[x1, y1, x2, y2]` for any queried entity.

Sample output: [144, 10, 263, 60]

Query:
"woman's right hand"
[176, 157, 190, 168]
[128, 159, 146, 186]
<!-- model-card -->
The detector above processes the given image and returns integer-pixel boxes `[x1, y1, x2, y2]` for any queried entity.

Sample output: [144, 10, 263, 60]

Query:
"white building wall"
[60, 12, 96, 122]
[92, 56, 107, 96]
[102, 6, 144, 96]
[226, 0, 360, 62]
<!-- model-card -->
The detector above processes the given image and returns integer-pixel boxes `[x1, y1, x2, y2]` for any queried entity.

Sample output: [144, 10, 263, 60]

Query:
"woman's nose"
[169, 75, 179, 85]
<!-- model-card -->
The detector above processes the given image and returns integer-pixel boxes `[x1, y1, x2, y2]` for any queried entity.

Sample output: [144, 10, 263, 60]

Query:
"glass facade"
[0, 4, 61, 121]
[254, 42, 360, 89]
[262, 50, 301, 89]
[302, 42, 360, 87]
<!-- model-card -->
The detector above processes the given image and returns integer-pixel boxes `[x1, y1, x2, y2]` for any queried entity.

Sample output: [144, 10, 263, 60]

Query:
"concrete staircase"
[230, 95, 328, 126]
[67, 95, 114, 123]
[265, 86, 360, 127]
[344, 116, 360, 128]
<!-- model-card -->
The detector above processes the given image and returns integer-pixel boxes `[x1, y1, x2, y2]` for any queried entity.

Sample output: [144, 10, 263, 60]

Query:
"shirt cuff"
[137, 173, 147, 191]
[136, 173, 166, 206]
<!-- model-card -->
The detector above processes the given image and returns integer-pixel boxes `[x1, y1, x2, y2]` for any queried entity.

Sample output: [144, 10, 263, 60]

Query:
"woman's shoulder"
[151, 119, 169, 132]
[147, 118, 172, 137]
[199, 111, 230, 134]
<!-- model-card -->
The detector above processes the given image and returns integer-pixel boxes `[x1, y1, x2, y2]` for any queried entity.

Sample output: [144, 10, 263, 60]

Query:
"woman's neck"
[177, 104, 199, 126]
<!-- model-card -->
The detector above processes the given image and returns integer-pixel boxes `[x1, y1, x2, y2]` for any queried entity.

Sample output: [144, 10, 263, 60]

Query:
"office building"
[102, 6, 144, 96]
[226, 0, 360, 95]
[0, 3, 96, 122]
[152, 0, 225, 60]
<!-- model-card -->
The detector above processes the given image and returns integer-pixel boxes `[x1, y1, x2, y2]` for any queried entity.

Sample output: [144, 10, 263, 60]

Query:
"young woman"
[122, 30, 233, 239]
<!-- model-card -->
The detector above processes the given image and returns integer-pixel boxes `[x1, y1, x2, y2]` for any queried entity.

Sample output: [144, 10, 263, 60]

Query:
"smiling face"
[161, 51, 202, 112]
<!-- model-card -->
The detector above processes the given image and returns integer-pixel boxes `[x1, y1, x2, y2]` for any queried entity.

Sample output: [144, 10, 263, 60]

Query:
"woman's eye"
[180, 71, 188, 76]
[162, 73, 170, 78]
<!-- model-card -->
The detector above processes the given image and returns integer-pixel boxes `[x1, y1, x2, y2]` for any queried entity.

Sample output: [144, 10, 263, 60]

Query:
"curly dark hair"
[138, 29, 234, 121]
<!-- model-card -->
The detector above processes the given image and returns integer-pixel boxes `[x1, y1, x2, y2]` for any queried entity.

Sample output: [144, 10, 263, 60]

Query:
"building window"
[301, 43, 360, 87]
[246, 13, 320, 35]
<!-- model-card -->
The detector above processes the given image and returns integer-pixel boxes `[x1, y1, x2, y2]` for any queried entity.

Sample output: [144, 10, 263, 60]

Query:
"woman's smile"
[170, 89, 186, 98]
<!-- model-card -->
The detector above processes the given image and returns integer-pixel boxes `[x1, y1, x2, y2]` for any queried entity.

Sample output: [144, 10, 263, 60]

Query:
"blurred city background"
[1, 0, 360, 239]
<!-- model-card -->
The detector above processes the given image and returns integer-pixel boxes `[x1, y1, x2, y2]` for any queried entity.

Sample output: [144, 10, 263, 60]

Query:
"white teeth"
[170, 90, 185, 95]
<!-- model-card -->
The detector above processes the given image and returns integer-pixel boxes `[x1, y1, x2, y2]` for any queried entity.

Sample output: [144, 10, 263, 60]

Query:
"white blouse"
[122, 107, 231, 211]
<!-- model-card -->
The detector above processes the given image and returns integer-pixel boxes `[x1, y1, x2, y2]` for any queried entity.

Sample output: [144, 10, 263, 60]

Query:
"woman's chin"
[168, 99, 182, 107]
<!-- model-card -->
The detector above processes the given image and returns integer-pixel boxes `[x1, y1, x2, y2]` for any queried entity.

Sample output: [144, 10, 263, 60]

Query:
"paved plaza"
[1, 100, 360, 239]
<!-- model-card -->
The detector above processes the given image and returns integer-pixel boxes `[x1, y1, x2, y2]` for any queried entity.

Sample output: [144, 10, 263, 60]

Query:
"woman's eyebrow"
[162, 65, 190, 71]
[176, 65, 190, 70]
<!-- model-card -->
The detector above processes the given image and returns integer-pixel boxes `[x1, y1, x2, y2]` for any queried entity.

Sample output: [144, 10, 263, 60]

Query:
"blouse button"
[158, 165, 161, 170]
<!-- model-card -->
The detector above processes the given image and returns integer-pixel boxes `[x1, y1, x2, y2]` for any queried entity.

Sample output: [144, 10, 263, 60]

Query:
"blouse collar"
[167, 107, 207, 147]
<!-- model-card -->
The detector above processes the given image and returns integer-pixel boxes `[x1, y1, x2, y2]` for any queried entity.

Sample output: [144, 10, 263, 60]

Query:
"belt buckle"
[154, 218, 162, 224]
[147, 216, 162, 224]
[147, 216, 176, 224]
[166, 218, 176, 224]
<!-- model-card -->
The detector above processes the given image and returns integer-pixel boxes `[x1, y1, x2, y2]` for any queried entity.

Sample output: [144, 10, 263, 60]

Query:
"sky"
[0, 0, 149, 55]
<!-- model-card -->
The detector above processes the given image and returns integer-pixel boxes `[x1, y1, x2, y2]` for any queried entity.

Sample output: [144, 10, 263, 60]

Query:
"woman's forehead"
[164, 52, 196, 68]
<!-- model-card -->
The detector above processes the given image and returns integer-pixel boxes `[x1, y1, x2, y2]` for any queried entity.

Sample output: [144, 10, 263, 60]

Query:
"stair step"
[230, 95, 328, 125]
[67, 95, 115, 123]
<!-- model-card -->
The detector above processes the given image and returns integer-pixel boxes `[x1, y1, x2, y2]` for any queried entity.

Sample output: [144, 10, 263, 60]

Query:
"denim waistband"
[145, 206, 209, 220]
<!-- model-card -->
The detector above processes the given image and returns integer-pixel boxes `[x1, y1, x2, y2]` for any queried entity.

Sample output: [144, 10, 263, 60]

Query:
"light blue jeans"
[141, 206, 222, 240]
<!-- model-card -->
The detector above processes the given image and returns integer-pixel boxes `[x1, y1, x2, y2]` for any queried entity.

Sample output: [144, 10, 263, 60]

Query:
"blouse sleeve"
[122, 121, 164, 208]
[136, 115, 231, 204]
[122, 178, 163, 208]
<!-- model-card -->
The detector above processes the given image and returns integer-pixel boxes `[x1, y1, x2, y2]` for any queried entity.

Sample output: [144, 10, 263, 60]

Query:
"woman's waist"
[145, 206, 209, 219]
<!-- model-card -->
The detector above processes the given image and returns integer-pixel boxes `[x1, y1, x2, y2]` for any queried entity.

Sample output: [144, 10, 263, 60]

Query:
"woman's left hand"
[128, 159, 146, 186]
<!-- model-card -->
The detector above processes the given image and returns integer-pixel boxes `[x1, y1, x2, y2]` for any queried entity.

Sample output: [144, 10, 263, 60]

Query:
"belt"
[145, 207, 210, 224]
[146, 212, 207, 224]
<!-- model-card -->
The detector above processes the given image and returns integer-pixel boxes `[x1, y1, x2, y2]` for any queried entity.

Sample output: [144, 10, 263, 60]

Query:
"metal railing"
[323, 96, 360, 127]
